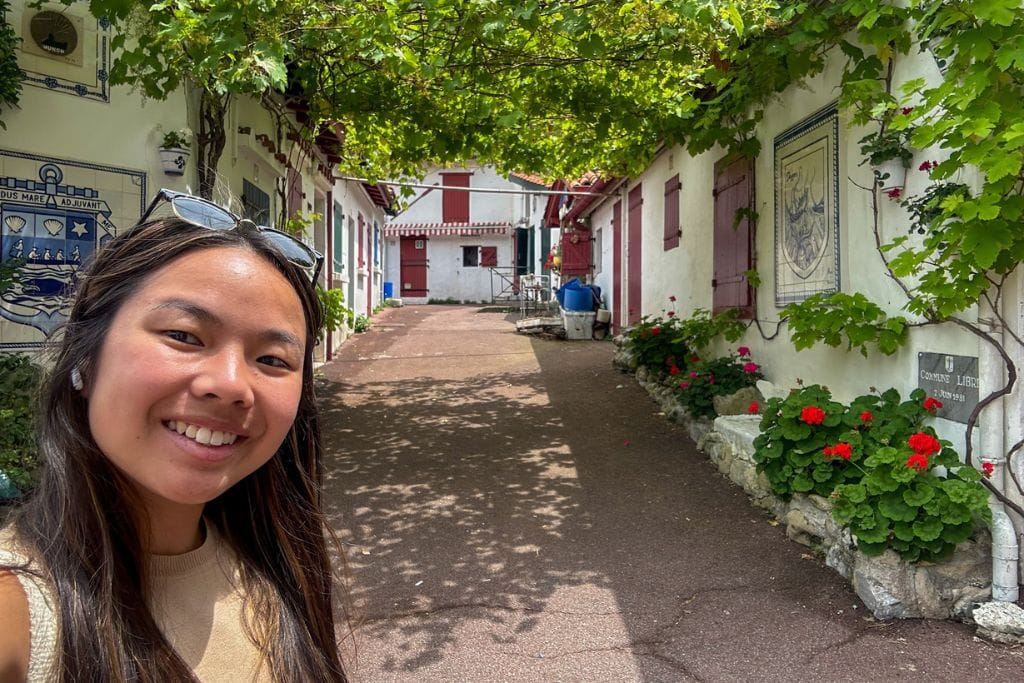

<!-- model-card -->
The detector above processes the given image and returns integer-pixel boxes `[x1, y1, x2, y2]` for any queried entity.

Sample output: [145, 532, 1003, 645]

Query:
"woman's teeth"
[166, 420, 239, 446]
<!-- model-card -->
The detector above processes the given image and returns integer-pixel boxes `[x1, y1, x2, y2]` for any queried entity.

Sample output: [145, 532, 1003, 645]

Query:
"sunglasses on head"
[139, 188, 324, 284]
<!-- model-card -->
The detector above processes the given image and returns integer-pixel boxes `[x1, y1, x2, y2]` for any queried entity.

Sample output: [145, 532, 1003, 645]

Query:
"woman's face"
[86, 246, 307, 517]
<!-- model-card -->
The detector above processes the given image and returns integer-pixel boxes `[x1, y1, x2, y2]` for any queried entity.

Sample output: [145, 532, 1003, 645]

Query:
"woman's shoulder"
[0, 568, 31, 682]
[0, 528, 58, 683]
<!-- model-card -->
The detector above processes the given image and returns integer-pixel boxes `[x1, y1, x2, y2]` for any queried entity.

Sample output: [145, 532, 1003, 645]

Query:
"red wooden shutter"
[357, 213, 365, 269]
[663, 174, 681, 250]
[712, 156, 754, 317]
[480, 246, 497, 267]
[560, 230, 592, 277]
[441, 173, 470, 223]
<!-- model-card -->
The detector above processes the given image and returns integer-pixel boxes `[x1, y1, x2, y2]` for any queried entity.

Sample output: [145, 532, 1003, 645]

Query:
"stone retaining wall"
[614, 341, 992, 621]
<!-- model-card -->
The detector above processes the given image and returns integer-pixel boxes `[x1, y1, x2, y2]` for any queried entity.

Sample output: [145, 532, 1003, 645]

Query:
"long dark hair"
[5, 218, 346, 681]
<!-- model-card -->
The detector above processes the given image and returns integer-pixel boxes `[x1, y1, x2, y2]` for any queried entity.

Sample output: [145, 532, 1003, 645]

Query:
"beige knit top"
[0, 526, 270, 682]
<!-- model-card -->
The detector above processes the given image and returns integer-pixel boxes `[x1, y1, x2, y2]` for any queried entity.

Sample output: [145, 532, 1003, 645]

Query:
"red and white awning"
[383, 221, 511, 237]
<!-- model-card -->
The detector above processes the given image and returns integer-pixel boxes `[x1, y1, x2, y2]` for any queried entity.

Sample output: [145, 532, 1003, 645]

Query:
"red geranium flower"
[743, 362, 760, 374]
[908, 432, 941, 457]
[651, 327, 661, 336]
[901, 106, 914, 115]
[669, 295, 677, 302]
[828, 442, 853, 460]
[923, 397, 943, 411]
[689, 371, 699, 379]
[748, 401, 760, 414]
[667, 310, 675, 317]
[886, 187, 902, 200]
[669, 365, 680, 375]
[919, 160, 935, 172]
[982, 462, 995, 478]
[737, 346, 751, 357]
[679, 381, 690, 389]
[859, 410, 874, 423]
[689, 355, 700, 363]
[906, 453, 929, 471]
[801, 406, 826, 425]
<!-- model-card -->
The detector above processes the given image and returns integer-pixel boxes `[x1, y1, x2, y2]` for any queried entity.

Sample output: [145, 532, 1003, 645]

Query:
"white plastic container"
[561, 309, 596, 340]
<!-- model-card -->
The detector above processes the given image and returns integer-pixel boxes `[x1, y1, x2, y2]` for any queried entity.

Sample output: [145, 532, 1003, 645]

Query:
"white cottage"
[566, 43, 1024, 594]
[383, 165, 530, 304]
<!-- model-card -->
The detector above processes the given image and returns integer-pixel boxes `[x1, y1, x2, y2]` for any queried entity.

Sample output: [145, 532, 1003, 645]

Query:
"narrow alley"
[319, 305, 1022, 682]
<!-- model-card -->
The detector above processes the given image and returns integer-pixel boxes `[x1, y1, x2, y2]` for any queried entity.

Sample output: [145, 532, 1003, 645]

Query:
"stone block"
[974, 602, 1024, 644]
[712, 386, 764, 416]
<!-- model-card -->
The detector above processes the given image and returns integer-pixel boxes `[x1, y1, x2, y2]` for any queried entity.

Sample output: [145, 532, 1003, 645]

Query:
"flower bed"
[613, 335, 994, 620]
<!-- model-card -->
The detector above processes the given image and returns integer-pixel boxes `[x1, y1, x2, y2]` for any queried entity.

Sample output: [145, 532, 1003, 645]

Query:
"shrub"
[626, 315, 690, 375]
[0, 353, 42, 496]
[831, 439, 990, 562]
[675, 350, 763, 419]
[752, 384, 852, 498]
[316, 286, 351, 341]
[753, 384, 991, 562]
[353, 314, 371, 333]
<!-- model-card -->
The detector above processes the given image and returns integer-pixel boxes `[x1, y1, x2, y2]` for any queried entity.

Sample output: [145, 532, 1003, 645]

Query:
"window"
[593, 228, 603, 274]
[480, 246, 497, 267]
[242, 179, 270, 225]
[462, 245, 479, 267]
[664, 174, 681, 251]
[442, 173, 470, 223]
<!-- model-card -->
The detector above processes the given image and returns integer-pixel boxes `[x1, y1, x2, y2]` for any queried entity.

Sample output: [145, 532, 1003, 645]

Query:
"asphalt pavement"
[318, 304, 1023, 682]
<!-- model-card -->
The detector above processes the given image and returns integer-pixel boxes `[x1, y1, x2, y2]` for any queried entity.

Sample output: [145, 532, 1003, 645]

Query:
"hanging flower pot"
[873, 157, 908, 193]
[157, 128, 191, 176]
[158, 147, 190, 176]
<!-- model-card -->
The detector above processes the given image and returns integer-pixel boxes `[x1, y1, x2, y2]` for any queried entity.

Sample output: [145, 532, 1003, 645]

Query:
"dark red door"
[400, 235, 428, 297]
[612, 199, 622, 333]
[627, 184, 643, 325]
[712, 156, 754, 317]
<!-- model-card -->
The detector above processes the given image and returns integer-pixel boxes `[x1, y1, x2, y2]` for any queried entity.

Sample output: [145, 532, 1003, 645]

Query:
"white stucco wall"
[394, 164, 519, 224]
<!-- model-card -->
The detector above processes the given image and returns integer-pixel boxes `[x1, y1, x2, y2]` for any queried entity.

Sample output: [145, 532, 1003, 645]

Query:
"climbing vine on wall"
[0, 0, 22, 130]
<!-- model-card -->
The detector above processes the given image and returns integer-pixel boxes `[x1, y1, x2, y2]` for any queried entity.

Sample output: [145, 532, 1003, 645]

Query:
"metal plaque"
[917, 353, 979, 424]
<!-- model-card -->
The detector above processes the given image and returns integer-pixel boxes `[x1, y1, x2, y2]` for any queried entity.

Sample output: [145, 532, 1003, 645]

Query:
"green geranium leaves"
[754, 385, 991, 563]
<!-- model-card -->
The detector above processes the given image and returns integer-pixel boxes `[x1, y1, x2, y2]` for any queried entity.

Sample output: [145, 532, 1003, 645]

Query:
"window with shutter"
[712, 156, 754, 318]
[663, 175, 681, 250]
[242, 179, 270, 225]
[441, 173, 470, 223]
[480, 246, 498, 267]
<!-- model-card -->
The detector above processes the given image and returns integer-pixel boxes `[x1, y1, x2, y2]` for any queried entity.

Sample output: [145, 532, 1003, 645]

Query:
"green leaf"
[912, 516, 944, 542]
[903, 482, 935, 507]
[879, 492, 917, 522]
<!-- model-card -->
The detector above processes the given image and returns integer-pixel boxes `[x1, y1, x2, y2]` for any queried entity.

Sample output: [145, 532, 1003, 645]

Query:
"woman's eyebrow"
[152, 298, 303, 349]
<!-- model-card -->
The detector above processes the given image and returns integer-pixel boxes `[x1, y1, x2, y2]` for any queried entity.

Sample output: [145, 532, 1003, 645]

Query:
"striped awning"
[383, 221, 510, 237]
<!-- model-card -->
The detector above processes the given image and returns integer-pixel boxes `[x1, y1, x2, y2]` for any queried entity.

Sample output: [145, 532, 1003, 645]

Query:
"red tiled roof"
[509, 171, 549, 186]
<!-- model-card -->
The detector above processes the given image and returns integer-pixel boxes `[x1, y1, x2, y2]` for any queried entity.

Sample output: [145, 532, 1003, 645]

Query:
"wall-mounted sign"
[23, 10, 83, 66]
[917, 353, 979, 424]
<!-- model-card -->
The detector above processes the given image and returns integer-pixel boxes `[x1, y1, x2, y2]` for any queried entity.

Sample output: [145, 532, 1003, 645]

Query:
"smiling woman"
[0, 201, 347, 682]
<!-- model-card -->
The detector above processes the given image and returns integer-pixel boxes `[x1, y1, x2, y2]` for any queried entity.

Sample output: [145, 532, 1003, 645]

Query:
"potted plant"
[859, 127, 914, 193]
[158, 128, 191, 175]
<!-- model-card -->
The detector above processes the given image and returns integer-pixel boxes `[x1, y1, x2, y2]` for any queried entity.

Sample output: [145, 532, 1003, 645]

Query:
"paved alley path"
[319, 305, 1022, 682]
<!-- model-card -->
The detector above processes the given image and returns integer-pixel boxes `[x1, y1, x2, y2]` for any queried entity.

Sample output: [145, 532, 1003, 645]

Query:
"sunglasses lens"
[171, 196, 237, 230]
[263, 230, 318, 269]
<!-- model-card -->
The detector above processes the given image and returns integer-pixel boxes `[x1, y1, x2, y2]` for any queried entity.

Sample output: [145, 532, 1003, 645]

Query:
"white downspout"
[981, 302, 1020, 602]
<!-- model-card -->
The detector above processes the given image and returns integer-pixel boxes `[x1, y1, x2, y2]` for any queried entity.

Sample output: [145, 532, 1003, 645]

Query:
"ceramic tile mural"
[0, 150, 145, 348]
[773, 105, 840, 306]
[13, 2, 111, 103]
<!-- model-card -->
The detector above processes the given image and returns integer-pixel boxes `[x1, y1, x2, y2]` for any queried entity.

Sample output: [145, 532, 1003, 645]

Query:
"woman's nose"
[192, 348, 255, 407]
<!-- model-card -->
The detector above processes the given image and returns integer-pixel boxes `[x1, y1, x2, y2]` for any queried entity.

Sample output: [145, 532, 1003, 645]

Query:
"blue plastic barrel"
[383, 281, 394, 299]
[563, 287, 593, 311]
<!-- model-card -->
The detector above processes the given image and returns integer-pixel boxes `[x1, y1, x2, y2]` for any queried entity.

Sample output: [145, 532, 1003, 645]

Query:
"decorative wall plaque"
[917, 352, 979, 424]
